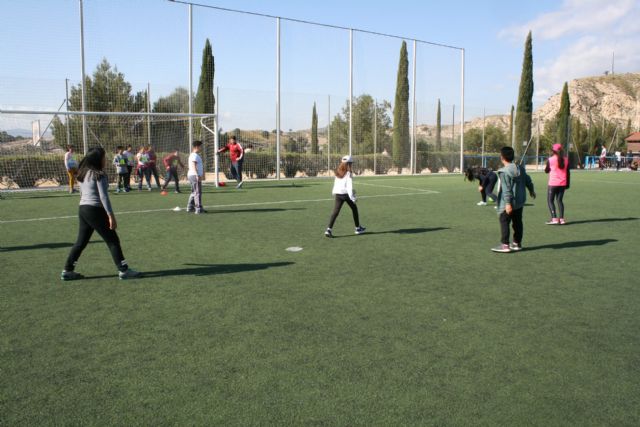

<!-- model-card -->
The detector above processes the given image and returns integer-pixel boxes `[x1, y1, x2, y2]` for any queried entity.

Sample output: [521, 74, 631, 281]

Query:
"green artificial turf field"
[1, 172, 639, 425]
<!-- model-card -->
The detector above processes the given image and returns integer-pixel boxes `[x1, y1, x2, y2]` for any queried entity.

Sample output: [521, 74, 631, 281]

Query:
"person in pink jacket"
[545, 143, 571, 225]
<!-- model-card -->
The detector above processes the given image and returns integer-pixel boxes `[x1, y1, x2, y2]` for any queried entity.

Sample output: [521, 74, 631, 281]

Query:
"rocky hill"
[418, 73, 640, 137]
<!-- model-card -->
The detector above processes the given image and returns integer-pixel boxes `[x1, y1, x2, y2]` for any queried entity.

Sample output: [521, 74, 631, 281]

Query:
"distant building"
[624, 132, 640, 154]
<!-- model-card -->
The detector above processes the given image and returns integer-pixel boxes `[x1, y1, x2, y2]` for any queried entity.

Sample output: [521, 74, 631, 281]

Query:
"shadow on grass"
[525, 239, 617, 251]
[563, 217, 639, 226]
[1, 241, 98, 252]
[333, 227, 449, 238]
[83, 261, 294, 280]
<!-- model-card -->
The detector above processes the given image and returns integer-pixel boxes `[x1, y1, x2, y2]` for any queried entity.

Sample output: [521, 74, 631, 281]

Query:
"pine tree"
[514, 31, 534, 157]
[392, 41, 410, 170]
[555, 82, 570, 149]
[311, 102, 319, 154]
[195, 39, 215, 115]
[435, 99, 442, 151]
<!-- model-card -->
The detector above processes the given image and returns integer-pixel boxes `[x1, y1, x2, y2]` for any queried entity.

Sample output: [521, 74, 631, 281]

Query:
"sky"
[1, 0, 639, 132]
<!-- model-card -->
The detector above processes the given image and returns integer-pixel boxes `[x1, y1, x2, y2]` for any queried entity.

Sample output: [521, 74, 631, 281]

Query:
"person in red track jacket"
[161, 150, 185, 193]
[216, 135, 245, 189]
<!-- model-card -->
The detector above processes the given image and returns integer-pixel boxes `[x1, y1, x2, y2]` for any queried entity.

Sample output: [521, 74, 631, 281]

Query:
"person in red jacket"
[161, 150, 185, 193]
[216, 135, 244, 189]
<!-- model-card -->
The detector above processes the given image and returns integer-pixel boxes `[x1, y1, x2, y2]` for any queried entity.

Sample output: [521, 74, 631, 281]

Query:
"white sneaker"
[355, 226, 366, 235]
[236, 181, 244, 189]
[119, 268, 142, 280]
[477, 201, 487, 206]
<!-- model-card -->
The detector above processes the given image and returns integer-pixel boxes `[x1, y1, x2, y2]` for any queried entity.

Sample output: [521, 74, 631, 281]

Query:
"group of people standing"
[465, 143, 570, 253]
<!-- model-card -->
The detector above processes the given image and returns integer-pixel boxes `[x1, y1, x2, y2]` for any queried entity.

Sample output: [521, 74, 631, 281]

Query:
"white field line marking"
[357, 182, 440, 193]
[0, 191, 440, 224]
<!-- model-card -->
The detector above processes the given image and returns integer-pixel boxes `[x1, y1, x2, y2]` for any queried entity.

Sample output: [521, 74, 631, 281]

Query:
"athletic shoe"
[236, 181, 244, 189]
[195, 209, 207, 214]
[491, 244, 512, 253]
[477, 201, 487, 206]
[175, 190, 181, 194]
[119, 268, 142, 280]
[147, 187, 152, 192]
[186, 209, 195, 213]
[510, 242, 523, 252]
[355, 226, 366, 235]
[61, 270, 84, 281]
[124, 188, 130, 193]
[325, 228, 333, 238]
[545, 218, 560, 225]
[559, 218, 566, 225]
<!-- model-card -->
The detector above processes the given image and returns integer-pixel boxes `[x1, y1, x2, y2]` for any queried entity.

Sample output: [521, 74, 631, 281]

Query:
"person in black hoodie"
[465, 166, 498, 206]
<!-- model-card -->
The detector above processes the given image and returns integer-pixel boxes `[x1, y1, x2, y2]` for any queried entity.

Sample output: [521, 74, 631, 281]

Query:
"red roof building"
[625, 132, 640, 153]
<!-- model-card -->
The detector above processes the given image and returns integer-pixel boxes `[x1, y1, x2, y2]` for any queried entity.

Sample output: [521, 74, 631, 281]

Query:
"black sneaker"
[324, 228, 333, 238]
[61, 270, 84, 281]
[355, 226, 366, 235]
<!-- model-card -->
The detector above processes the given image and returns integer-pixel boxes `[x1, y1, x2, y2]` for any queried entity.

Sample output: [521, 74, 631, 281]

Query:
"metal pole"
[348, 28, 353, 157]
[481, 107, 485, 168]
[374, 99, 377, 174]
[536, 118, 540, 170]
[276, 17, 281, 180]
[214, 86, 220, 187]
[78, 0, 88, 154]
[460, 48, 465, 173]
[411, 40, 417, 174]
[146, 82, 152, 148]
[327, 94, 331, 172]
[452, 105, 455, 171]
[188, 4, 193, 148]
[65, 78, 71, 147]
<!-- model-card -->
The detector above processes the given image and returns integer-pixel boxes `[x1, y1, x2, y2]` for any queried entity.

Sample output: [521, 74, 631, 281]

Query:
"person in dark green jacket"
[492, 146, 536, 253]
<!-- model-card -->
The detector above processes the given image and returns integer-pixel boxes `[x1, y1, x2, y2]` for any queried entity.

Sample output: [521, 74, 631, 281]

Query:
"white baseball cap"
[341, 155, 353, 163]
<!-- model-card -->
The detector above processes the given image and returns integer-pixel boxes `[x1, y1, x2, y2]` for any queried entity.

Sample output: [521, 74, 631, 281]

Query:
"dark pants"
[125, 166, 132, 190]
[547, 186, 565, 218]
[150, 165, 162, 188]
[117, 173, 127, 191]
[499, 207, 523, 245]
[328, 194, 360, 228]
[64, 205, 128, 272]
[163, 167, 180, 191]
[231, 159, 243, 183]
[481, 174, 498, 203]
[138, 167, 151, 189]
[187, 175, 203, 212]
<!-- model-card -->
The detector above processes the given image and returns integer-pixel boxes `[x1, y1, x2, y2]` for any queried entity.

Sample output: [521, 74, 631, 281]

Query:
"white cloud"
[498, 0, 640, 103]
[499, 0, 636, 41]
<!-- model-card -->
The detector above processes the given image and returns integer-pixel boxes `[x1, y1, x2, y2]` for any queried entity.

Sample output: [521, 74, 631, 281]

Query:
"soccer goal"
[0, 110, 217, 191]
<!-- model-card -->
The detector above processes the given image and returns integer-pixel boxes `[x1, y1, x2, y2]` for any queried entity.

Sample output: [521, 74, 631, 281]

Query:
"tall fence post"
[411, 40, 417, 174]
[452, 105, 455, 172]
[65, 78, 71, 147]
[481, 107, 485, 168]
[188, 4, 193, 148]
[348, 28, 353, 157]
[146, 82, 152, 148]
[78, 0, 88, 154]
[327, 94, 331, 172]
[460, 48, 465, 173]
[374, 99, 377, 174]
[215, 86, 220, 186]
[276, 17, 281, 180]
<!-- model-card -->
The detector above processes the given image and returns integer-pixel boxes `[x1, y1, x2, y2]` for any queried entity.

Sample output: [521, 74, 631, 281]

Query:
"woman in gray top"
[61, 147, 141, 280]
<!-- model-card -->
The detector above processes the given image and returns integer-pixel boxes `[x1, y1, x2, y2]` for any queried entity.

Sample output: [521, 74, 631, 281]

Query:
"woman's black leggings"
[481, 174, 498, 203]
[328, 194, 360, 228]
[547, 186, 566, 218]
[64, 205, 128, 272]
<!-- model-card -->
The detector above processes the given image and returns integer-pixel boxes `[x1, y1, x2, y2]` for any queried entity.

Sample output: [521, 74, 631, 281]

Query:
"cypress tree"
[555, 82, 570, 149]
[435, 99, 442, 151]
[509, 105, 514, 147]
[392, 41, 410, 170]
[514, 31, 534, 157]
[195, 39, 215, 115]
[311, 102, 319, 154]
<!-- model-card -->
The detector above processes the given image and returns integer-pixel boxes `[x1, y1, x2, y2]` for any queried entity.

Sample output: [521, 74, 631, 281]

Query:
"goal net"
[0, 111, 216, 191]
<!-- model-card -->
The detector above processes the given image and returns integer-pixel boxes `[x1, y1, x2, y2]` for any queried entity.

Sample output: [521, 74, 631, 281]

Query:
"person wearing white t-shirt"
[599, 145, 607, 170]
[615, 150, 622, 171]
[187, 141, 205, 214]
[324, 155, 365, 238]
